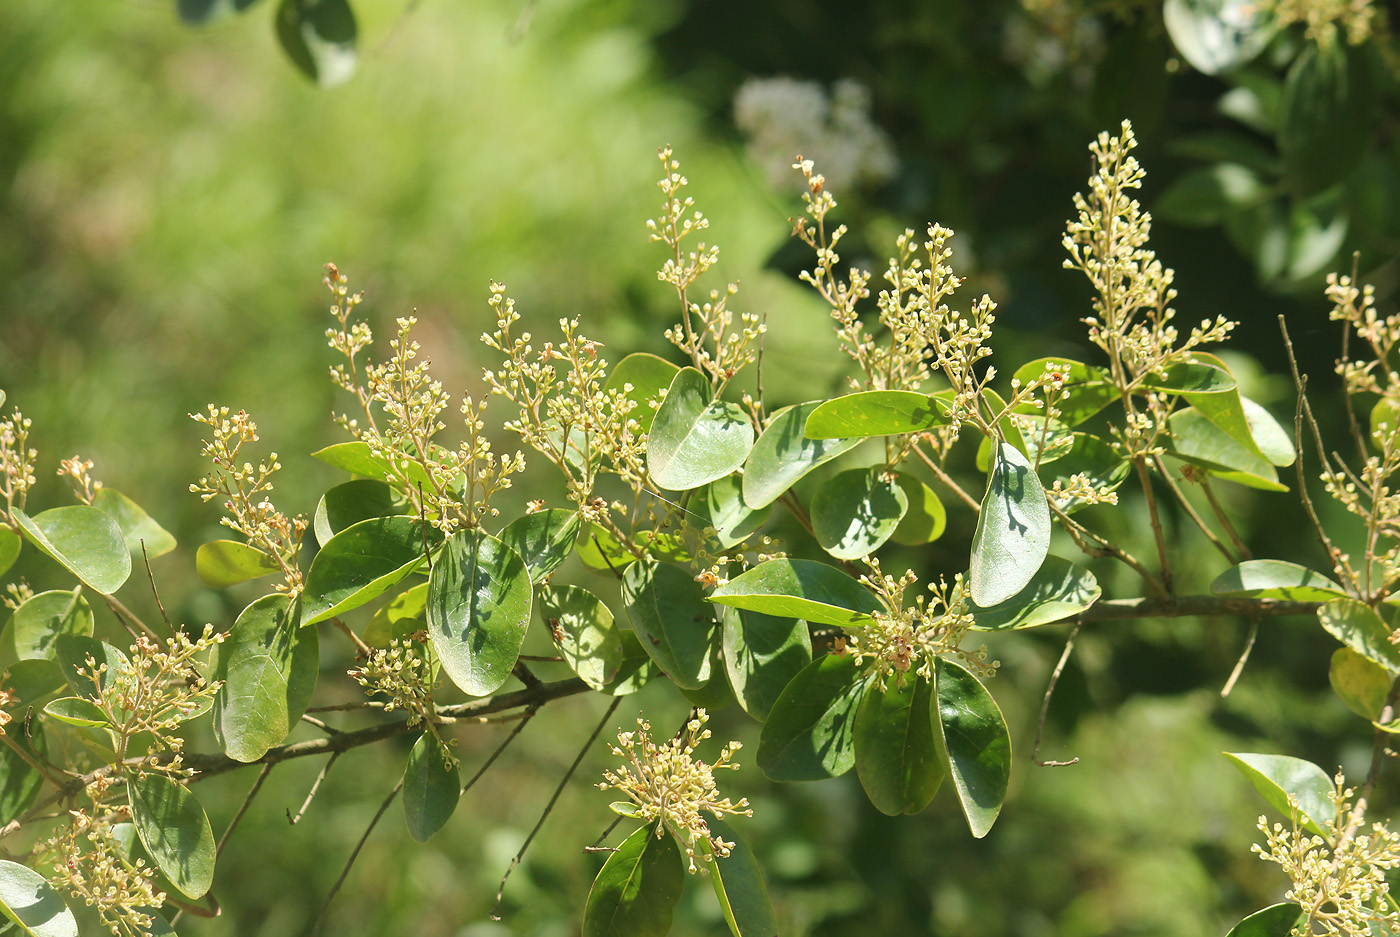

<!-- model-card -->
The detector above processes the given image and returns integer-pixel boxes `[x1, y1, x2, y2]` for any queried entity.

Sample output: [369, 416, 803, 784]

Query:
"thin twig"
[99, 592, 159, 642]
[1049, 501, 1165, 596]
[288, 752, 341, 825]
[1337, 674, 1400, 852]
[584, 815, 623, 853]
[329, 617, 372, 658]
[139, 541, 172, 632]
[300, 714, 341, 736]
[310, 777, 403, 937]
[913, 445, 981, 512]
[1220, 618, 1260, 698]
[217, 763, 273, 858]
[1200, 476, 1251, 560]
[1034, 622, 1082, 767]
[1152, 455, 1236, 563]
[490, 698, 621, 921]
[1134, 458, 1173, 593]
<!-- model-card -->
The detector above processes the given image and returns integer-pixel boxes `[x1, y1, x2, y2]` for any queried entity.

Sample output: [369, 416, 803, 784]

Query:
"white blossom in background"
[734, 77, 897, 193]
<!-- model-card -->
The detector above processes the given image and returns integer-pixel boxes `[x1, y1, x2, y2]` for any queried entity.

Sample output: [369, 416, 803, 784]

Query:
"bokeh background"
[3, 0, 1398, 934]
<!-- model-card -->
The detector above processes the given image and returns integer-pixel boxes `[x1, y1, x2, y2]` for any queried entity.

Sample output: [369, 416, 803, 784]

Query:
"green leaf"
[301, 516, 429, 626]
[539, 584, 630, 692]
[575, 523, 638, 572]
[680, 643, 734, 712]
[1210, 559, 1346, 601]
[1163, 0, 1273, 75]
[583, 823, 685, 937]
[1371, 397, 1400, 451]
[1155, 163, 1270, 226]
[403, 733, 460, 843]
[969, 441, 1051, 607]
[310, 441, 435, 489]
[0, 722, 45, 825]
[1329, 647, 1391, 722]
[1225, 903, 1306, 937]
[0, 861, 77, 937]
[313, 479, 406, 546]
[933, 658, 1011, 838]
[1, 589, 92, 665]
[709, 558, 883, 627]
[609, 801, 642, 818]
[722, 607, 811, 722]
[1224, 752, 1335, 840]
[91, 489, 177, 560]
[970, 556, 1100, 630]
[804, 390, 948, 439]
[621, 560, 716, 690]
[855, 676, 944, 816]
[53, 635, 130, 699]
[742, 401, 861, 509]
[1317, 598, 1400, 672]
[212, 594, 320, 763]
[758, 653, 869, 781]
[1012, 359, 1116, 427]
[1040, 433, 1131, 513]
[42, 697, 108, 727]
[427, 529, 532, 696]
[1168, 407, 1285, 491]
[0, 527, 19, 578]
[498, 509, 581, 582]
[604, 353, 681, 434]
[702, 476, 770, 549]
[177, 0, 263, 25]
[600, 632, 661, 696]
[0, 660, 66, 707]
[275, 0, 357, 87]
[888, 473, 946, 546]
[1137, 360, 1237, 395]
[1241, 397, 1295, 467]
[810, 467, 909, 561]
[700, 815, 778, 937]
[195, 540, 280, 589]
[363, 582, 428, 648]
[128, 775, 216, 899]
[1280, 42, 1376, 197]
[13, 507, 131, 595]
[647, 368, 754, 491]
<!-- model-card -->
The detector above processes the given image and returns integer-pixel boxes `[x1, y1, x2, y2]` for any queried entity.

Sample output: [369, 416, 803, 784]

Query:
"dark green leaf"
[1155, 164, 1270, 226]
[212, 594, 320, 763]
[54, 635, 130, 699]
[1318, 598, 1400, 672]
[403, 733, 460, 843]
[1137, 360, 1236, 395]
[804, 390, 948, 439]
[1329, 648, 1390, 722]
[0, 660, 66, 707]
[1012, 359, 1117, 427]
[13, 507, 130, 595]
[758, 653, 868, 781]
[275, 0, 358, 87]
[91, 489, 177, 560]
[701, 815, 778, 937]
[1210, 559, 1346, 601]
[1040, 433, 1131, 513]
[888, 473, 946, 546]
[0, 528, 19, 578]
[540, 584, 629, 691]
[301, 516, 429, 626]
[811, 467, 908, 561]
[621, 560, 716, 690]
[0, 861, 77, 937]
[855, 676, 944, 816]
[583, 823, 685, 937]
[742, 401, 860, 509]
[576, 523, 638, 572]
[0, 722, 44, 826]
[42, 697, 108, 727]
[498, 509, 581, 582]
[1225, 902, 1306, 937]
[933, 658, 1010, 838]
[313, 479, 406, 546]
[1224, 752, 1335, 840]
[363, 582, 428, 648]
[970, 556, 1100, 630]
[1280, 42, 1376, 197]
[722, 607, 811, 722]
[604, 353, 681, 434]
[703, 476, 770, 549]
[195, 540, 280, 589]
[970, 441, 1051, 607]
[1163, 0, 1273, 75]
[710, 558, 882, 627]
[128, 775, 216, 899]
[0, 589, 92, 666]
[680, 642, 735, 712]
[177, 0, 262, 25]
[427, 529, 532, 696]
[647, 368, 754, 491]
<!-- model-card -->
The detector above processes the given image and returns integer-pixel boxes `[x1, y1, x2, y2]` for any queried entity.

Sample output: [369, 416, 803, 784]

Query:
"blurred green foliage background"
[3, 0, 1398, 934]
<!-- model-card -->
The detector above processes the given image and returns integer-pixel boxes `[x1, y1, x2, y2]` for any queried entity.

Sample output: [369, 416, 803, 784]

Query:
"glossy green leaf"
[212, 594, 320, 763]
[0, 722, 44, 825]
[42, 697, 108, 727]
[742, 401, 861, 509]
[811, 467, 909, 561]
[1371, 397, 1400, 451]
[0, 861, 77, 937]
[804, 390, 948, 439]
[403, 732, 460, 843]
[604, 352, 680, 434]
[275, 0, 357, 87]
[583, 823, 685, 937]
[647, 368, 754, 491]
[363, 581, 428, 648]
[701, 815, 778, 937]
[969, 441, 1051, 607]
[722, 607, 811, 722]
[195, 540, 280, 589]
[609, 801, 642, 819]
[600, 631, 661, 696]
[1224, 752, 1335, 840]
[703, 476, 770, 549]
[0, 527, 19, 578]
[1137, 360, 1236, 396]
[855, 675, 944, 816]
[970, 556, 1100, 630]
[128, 774, 216, 899]
[13, 506, 130, 595]
[888, 473, 946, 546]
[91, 489, 176, 560]
[1012, 358, 1117, 427]
[680, 643, 735, 712]
[575, 523, 637, 572]
[1280, 42, 1376, 197]
[1, 660, 66, 706]
[1225, 902, 1306, 937]
[621, 560, 715, 690]
[498, 509, 581, 582]
[709, 558, 882, 627]
[1168, 407, 1285, 491]
[1329, 647, 1390, 722]
[1, 589, 92, 665]
[54, 635, 130, 699]
[301, 516, 429, 626]
[758, 653, 868, 781]
[1241, 397, 1295, 467]
[540, 584, 629, 691]
[311, 441, 434, 489]
[427, 529, 532, 696]
[1040, 433, 1131, 513]
[1210, 559, 1346, 601]
[1163, 0, 1273, 75]
[313, 479, 406, 546]
[933, 658, 1011, 838]
[1318, 598, 1400, 672]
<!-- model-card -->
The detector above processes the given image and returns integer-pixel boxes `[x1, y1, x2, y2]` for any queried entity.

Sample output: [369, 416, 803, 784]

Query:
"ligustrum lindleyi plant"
[2, 119, 1399, 936]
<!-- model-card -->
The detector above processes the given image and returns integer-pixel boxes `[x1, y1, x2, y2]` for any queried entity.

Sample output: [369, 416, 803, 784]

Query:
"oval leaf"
[0, 528, 20, 578]
[701, 815, 778, 937]
[583, 823, 685, 937]
[426, 529, 532, 696]
[855, 675, 944, 816]
[1280, 42, 1376, 197]
[811, 467, 909, 561]
[403, 732, 460, 843]
[1210, 559, 1346, 601]
[1224, 752, 1335, 840]
[604, 353, 680, 434]
[742, 401, 861, 509]
[970, 556, 1100, 631]
[540, 584, 629, 691]
[888, 473, 946, 546]
[621, 560, 715, 690]
[54, 635, 131, 699]
[195, 540, 280, 589]
[13, 507, 130, 595]
[1168, 407, 1285, 490]
[1, 589, 92, 665]
[275, 0, 357, 87]
[703, 476, 770, 549]
[0, 861, 77, 937]
[91, 489, 177, 560]
[313, 479, 406, 546]
[1137, 360, 1236, 395]
[804, 390, 947, 439]
[722, 607, 811, 722]
[311, 441, 430, 487]
[969, 441, 1051, 607]
[1013, 358, 1117, 426]
[933, 658, 1011, 838]
[1225, 902, 1306, 937]
[498, 509, 581, 582]
[710, 558, 883, 627]
[128, 774, 216, 899]
[42, 697, 108, 728]
[647, 368, 754, 492]
[1329, 647, 1390, 722]
[1317, 598, 1400, 672]
[758, 653, 868, 781]
[301, 515, 430, 626]
[1163, 0, 1273, 76]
